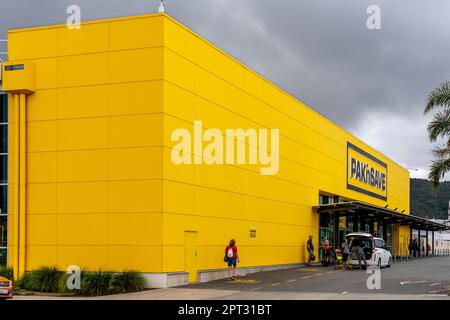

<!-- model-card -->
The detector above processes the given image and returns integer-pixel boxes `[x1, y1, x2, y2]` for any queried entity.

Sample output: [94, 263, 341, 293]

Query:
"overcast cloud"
[1, 0, 449, 179]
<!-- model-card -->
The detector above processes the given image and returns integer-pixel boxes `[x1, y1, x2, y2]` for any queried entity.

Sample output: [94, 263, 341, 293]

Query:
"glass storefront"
[0, 94, 7, 266]
[318, 193, 395, 258]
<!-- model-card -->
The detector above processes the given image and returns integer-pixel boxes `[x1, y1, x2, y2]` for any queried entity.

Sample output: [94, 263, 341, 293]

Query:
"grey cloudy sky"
[1, 0, 449, 180]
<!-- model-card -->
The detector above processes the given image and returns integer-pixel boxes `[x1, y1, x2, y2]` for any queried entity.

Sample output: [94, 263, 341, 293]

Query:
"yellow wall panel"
[57, 246, 108, 270]
[110, 16, 164, 51]
[27, 214, 57, 246]
[27, 89, 57, 121]
[109, 146, 163, 181]
[27, 152, 57, 183]
[57, 182, 108, 214]
[163, 180, 195, 215]
[164, 81, 195, 121]
[58, 53, 109, 87]
[57, 213, 108, 245]
[58, 23, 109, 56]
[110, 48, 163, 83]
[27, 120, 57, 152]
[108, 246, 162, 272]
[109, 180, 162, 213]
[8, 28, 58, 60]
[27, 183, 57, 214]
[162, 246, 185, 272]
[108, 213, 163, 246]
[110, 114, 162, 148]
[110, 81, 163, 116]
[57, 149, 109, 182]
[57, 118, 108, 150]
[58, 85, 109, 119]
[164, 49, 195, 93]
[162, 213, 197, 245]
[34, 58, 58, 89]
[26, 246, 57, 271]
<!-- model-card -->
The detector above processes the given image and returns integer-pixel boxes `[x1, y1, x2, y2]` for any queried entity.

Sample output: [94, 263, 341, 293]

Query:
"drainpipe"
[12, 94, 20, 280]
[18, 93, 26, 276]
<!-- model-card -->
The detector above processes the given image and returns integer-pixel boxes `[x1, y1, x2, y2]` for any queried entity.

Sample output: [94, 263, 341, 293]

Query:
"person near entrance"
[351, 239, 367, 269]
[321, 236, 330, 266]
[225, 239, 239, 281]
[409, 239, 415, 257]
[307, 235, 315, 266]
[411, 238, 418, 258]
[341, 239, 350, 270]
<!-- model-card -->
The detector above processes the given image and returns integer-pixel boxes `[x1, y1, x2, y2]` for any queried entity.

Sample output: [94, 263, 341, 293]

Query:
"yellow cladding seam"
[3, 13, 410, 276]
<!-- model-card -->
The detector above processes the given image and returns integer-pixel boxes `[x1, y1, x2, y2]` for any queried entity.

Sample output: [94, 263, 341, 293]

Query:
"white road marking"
[400, 280, 426, 285]
[430, 282, 442, 287]
[286, 279, 297, 283]
[342, 291, 348, 294]
[270, 282, 280, 286]
[250, 287, 262, 291]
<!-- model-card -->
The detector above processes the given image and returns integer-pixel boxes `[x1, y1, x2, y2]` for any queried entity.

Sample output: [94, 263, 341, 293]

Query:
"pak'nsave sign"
[347, 142, 388, 201]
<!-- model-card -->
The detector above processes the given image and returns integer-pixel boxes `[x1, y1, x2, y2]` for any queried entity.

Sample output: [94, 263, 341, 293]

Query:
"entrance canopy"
[315, 201, 449, 231]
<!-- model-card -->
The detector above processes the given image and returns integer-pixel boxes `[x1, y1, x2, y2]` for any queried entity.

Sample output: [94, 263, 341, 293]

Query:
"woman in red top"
[225, 239, 239, 280]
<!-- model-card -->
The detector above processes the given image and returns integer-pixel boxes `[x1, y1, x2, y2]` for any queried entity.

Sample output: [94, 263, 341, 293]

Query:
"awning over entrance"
[314, 201, 449, 231]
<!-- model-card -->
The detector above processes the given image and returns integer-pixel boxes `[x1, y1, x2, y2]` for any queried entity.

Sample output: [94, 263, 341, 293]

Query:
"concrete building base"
[143, 263, 303, 288]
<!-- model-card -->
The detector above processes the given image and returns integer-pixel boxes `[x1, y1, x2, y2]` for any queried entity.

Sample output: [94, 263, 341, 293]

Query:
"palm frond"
[428, 158, 450, 188]
[425, 81, 450, 114]
[432, 143, 450, 159]
[427, 109, 450, 142]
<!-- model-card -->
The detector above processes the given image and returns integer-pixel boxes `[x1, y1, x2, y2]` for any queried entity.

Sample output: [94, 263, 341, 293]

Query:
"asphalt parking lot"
[10, 256, 450, 300]
[180, 256, 450, 297]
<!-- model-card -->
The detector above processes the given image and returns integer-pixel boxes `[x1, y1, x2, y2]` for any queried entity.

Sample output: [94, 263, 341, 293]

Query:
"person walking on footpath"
[307, 235, 315, 266]
[321, 236, 330, 266]
[341, 239, 350, 270]
[225, 239, 239, 281]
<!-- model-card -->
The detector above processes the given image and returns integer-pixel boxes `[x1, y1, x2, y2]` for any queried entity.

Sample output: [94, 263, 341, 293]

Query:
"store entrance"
[317, 194, 394, 260]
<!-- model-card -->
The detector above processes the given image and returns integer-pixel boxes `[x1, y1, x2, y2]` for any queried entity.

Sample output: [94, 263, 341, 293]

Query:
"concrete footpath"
[10, 288, 450, 300]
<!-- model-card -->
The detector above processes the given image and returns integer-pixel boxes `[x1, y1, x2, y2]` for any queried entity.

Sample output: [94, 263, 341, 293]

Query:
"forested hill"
[410, 178, 450, 219]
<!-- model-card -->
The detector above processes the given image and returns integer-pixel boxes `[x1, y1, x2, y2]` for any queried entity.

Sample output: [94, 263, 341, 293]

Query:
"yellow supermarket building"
[0, 13, 447, 287]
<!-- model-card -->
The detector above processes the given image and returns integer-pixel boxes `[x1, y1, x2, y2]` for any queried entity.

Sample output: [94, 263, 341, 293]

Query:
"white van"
[345, 232, 392, 268]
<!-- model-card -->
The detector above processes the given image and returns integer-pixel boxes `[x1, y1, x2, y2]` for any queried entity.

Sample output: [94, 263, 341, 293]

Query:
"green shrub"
[80, 270, 113, 296]
[13, 266, 146, 296]
[17, 266, 63, 293]
[110, 270, 146, 293]
[0, 266, 13, 281]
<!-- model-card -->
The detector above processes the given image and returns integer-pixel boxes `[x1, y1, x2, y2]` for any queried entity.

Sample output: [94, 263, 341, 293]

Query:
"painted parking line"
[270, 282, 281, 287]
[400, 280, 426, 285]
[301, 276, 311, 279]
[298, 268, 321, 272]
[286, 279, 297, 283]
[430, 282, 442, 287]
[313, 273, 323, 276]
[227, 279, 260, 284]
[326, 271, 334, 274]
[250, 287, 263, 291]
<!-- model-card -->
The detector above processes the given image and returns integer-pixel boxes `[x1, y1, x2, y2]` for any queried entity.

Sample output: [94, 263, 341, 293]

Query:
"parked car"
[0, 276, 13, 299]
[345, 232, 392, 268]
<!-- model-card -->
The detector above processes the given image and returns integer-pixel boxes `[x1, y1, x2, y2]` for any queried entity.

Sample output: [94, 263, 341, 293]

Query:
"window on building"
[0, 93, 8, 266]
[0, 155, 6, 184]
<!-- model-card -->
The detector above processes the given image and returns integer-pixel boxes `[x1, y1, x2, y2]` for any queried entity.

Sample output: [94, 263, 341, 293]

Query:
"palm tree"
[425, 81, 450, 187]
